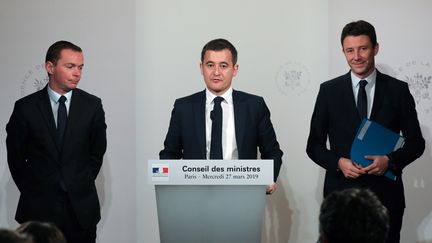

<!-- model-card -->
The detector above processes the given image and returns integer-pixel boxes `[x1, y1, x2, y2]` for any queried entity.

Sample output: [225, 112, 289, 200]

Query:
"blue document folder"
[350, 119, 405, 181]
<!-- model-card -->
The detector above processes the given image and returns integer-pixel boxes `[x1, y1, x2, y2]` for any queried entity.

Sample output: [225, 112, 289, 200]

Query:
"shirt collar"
[351, 69, 377, 88]
[47, 84, 73, 103]
[205, 87, 233, 105]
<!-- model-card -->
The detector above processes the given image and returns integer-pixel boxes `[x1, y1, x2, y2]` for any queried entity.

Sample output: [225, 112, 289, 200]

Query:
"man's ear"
[374, 42, 380, 56]
[199, 62, 204, 75]
[233, 64, 239, 77]
[45, 61, 55, 75]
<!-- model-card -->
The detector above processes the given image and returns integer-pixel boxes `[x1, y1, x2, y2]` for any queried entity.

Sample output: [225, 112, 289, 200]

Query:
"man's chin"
[208, 87, 228, 96]
[63, 86, 78, 93]
[351, 67, 370, 77]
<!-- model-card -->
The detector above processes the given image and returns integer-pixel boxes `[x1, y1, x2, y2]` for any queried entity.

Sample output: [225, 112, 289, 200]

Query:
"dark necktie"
[357, 80, 368, 119]
[210, 96, 224, 159]
[57, 95, 67, 140]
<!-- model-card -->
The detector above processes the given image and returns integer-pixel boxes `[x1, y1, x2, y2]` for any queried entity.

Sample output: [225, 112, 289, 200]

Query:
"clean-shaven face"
[46, 49, 84, 94]
[200, 49, 238, 96]
[342, 35, 379, 79]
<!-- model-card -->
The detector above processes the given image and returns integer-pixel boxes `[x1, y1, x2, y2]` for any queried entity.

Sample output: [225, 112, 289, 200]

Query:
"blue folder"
[350, 119, 405, 181]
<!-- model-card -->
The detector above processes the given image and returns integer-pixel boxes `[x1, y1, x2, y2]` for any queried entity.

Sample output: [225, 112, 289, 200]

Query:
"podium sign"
[148, 160, 273, 243]
[148, 159, 273, 185]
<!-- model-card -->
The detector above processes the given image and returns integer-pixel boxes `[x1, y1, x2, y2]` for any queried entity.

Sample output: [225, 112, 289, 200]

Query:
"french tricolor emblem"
[152, 164, 169, 178]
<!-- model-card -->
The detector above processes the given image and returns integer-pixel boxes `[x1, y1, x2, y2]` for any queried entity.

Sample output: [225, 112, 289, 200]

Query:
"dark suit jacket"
[6, 86, 107, 229]
[159, 90, 283, 181]
[306, 70, 424, 210]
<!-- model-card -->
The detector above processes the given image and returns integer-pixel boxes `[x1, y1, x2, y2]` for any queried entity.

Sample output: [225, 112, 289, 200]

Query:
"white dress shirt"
[47, 85, 72, 127]
[205, 87, 238, 159]
[351, 69, 377, 118]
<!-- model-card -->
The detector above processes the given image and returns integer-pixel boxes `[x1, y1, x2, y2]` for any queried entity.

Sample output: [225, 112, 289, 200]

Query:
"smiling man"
[6, 41, 107, 243]
[306, 20, 424, 243]
[159, 38, 283, 193]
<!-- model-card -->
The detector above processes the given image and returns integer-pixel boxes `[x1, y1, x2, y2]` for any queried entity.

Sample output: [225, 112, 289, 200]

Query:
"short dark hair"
[45, 40, 82, 65]
[16, 221, 66, 243]
[341, 20, 377, 48]
[319, 188, 389, 243]
[0, 229, 32, 243]
[201, 38, 238, 65]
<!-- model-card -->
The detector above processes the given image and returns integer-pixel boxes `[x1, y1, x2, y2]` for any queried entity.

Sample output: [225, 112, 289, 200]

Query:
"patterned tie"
[357, 80, 368, 119]
[210, 96, 224, 159]
[57, 95, 67, 140]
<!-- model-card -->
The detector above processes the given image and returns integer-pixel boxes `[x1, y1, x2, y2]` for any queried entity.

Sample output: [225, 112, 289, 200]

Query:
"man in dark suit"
[159, 38, 283, 193]
[306, 20, 425, 243]
[6, 41, 107, 243]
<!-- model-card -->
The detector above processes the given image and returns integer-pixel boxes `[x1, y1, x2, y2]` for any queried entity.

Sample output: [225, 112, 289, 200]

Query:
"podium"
[148, 160, 273, 243]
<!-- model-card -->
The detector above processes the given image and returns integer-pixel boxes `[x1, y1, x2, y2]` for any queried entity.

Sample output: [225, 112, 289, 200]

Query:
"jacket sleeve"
[256, 97, 283, 182]
[387, 83, 425, 172]
[306, 84, 341, 172]
[6, 101, 30, 192]
[159, 99, 183, 159]
[89, 98, 107, 179]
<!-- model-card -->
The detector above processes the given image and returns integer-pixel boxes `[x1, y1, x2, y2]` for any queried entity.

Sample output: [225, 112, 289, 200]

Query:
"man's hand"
[266, 182, 277, 194]
[338, 157, 366, 179]
[363, 155, 389, 176]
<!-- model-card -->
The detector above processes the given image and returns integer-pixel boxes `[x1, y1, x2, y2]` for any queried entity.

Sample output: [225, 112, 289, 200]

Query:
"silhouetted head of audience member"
[0, 228, 33, 243]
[16, 221, 66, 243]
[318, 188, 389, 243]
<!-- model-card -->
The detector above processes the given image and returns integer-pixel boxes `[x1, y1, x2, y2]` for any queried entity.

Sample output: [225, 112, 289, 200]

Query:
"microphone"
[210, 110, 214, 120]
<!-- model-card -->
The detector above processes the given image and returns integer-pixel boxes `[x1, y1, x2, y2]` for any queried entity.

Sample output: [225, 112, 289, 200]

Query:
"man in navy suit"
[159, 38, 283, 193]
[307, 20, 424, 243]
[6, 41, 107, 243]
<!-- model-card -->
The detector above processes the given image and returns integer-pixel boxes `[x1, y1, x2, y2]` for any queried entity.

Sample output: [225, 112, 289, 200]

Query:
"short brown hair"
[45, 40, 82, 65]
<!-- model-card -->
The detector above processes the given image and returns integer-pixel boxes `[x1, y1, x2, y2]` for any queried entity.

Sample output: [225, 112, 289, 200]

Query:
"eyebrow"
[64, 63, 84, 67]
[205, 61, 229, 65]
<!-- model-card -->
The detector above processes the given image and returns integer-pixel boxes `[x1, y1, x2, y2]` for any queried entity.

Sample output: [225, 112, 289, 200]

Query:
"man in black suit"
[307, 20, 425, 243]
[160, 38, 283, 193]
[6, 41, 107, 243]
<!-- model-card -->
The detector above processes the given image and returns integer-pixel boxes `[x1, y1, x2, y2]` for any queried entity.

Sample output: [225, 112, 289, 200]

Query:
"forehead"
[342, 35, 372, 48]
[58, 49, 84, 63]
[203, 49, 233, 64]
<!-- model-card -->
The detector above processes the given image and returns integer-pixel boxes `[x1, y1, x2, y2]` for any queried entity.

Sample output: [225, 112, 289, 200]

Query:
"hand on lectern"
[266, 182, 277, 194]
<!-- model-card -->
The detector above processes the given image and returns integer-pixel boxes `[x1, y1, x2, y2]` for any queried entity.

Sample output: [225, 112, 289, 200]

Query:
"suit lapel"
[36, 86, 61, 151]
[337, 72, 363, 135]
[233, 90, 246, 155]
[193, 91, 207, 158]
[370, 71, 384, 120]
[62, 89, 82, 149]
[339, 72, 359, 118]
